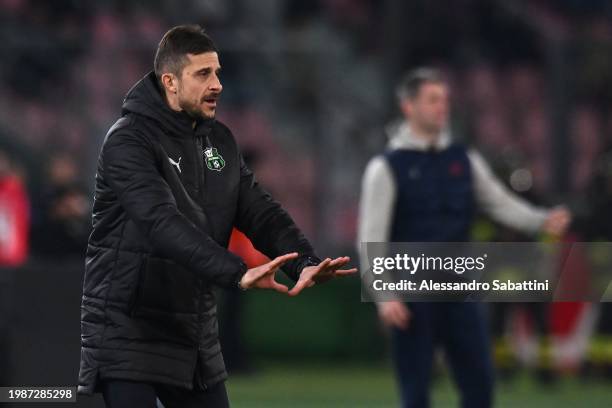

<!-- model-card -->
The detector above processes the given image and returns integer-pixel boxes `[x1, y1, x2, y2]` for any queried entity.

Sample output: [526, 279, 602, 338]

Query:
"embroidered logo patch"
[204, 147, 225, 171]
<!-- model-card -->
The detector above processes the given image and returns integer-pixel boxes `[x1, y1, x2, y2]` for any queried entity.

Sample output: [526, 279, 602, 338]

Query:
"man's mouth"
[202, 96, 218, 108]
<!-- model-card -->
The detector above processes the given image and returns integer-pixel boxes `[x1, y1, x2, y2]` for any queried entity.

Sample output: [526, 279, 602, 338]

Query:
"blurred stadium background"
[2, 0, 612, 406]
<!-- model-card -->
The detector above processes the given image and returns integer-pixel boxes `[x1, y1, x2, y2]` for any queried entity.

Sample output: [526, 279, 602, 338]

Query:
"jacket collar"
[386, 121, 451, 151]
[121, 71, 214, 138]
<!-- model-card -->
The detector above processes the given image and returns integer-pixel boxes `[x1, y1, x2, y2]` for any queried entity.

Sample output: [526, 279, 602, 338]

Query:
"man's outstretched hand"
[542, 206, 572, 237]
[239, 252, 299, 293]
[288, 256, 357, 297]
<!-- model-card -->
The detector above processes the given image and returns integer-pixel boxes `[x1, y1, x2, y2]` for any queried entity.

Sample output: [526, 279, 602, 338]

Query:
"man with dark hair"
[394, 67, 444, 102]
[78, 24, 355, 408]
[358, 67, 570, 408]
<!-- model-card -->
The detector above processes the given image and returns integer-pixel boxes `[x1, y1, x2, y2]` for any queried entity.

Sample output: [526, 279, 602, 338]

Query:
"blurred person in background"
[578, 147, 612, 378]
[358, 67, 571, 408]
[0, 149, 30, 386]
[0, 150, 29, 267]
[31, 153, 91, 257]
[79, 25, 355, 408]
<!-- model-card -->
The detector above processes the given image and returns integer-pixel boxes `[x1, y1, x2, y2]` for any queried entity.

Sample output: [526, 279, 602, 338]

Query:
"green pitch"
[227, 362, 612, 408]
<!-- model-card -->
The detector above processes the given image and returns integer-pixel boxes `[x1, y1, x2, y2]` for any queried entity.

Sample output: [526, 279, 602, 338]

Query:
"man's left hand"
[288, 256, 357, 296]
[542, 206, 572, 237]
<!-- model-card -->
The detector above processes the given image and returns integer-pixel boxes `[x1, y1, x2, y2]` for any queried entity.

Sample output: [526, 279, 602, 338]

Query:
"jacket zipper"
[194, 134, 206, 201]
[192, 129, 209, 391]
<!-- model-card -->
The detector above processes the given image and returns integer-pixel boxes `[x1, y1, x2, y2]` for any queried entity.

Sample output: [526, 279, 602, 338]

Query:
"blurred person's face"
[49, 156, 77, 186]
[401, 82, 449, 136]
[161, 52, 222, 120]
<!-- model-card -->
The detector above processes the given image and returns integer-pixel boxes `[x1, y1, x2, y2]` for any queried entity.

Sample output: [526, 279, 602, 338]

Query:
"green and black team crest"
[203, 147, 225, 171]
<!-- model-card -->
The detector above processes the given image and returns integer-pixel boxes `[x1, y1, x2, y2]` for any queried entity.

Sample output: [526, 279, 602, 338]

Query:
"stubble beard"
[179, 97, 214, 121]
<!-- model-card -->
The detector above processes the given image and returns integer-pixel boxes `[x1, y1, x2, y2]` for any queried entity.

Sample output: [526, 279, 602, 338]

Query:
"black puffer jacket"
[78, 72, 319, 394]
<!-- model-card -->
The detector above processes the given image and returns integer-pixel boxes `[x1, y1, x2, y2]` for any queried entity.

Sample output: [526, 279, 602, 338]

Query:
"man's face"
[401, 82, 449, 134]
[176, 52, 222, 120]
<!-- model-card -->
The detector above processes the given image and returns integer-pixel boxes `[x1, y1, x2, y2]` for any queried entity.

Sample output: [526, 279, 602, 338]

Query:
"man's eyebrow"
[195, 66, 221, 74]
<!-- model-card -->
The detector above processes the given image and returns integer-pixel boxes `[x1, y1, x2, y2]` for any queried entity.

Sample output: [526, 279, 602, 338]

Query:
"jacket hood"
[121, 71, 213, 137]
[385, 120, 451, 152]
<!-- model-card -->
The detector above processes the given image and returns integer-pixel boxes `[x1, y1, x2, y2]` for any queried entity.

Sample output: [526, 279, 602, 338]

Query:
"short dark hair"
[154, 24, 217, 81]
[396, 67, 445, 101]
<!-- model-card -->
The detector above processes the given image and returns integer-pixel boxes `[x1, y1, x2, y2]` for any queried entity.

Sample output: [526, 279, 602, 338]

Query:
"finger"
[318, 261, 354, 277]
[271, 281, 289, 294]
[333, 268, 358, 276]
[328, 257, 350, 268]
[319, 258, 332, 268]
[250, 266, 274, 283]
[326, 262, 350, 272]
[325, 260, 351, 274]
[288, 280, 308, 296]
[305, 258, 331, 277]
[267, 252, 300, 270]
[288, 278, 312, 296]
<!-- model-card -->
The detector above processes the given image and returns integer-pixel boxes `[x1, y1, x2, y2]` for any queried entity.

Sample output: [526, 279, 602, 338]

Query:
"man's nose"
[210, 75, 222, 92]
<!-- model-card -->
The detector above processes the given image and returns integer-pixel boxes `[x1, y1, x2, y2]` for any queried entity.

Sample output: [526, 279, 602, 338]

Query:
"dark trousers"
[391, 302, 494, 408]
[101, 380, 230, 408]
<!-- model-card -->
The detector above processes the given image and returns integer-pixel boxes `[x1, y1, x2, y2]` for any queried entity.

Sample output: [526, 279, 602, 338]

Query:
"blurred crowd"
[3, 0, 612, 385]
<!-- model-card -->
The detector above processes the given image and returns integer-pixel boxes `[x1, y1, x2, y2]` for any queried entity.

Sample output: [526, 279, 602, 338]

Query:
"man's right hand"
[376, 301, 411, 330]
[238, 252, 299, 293]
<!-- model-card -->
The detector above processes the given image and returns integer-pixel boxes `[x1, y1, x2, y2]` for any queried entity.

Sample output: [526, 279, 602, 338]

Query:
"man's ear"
[161, 73, 178, 94]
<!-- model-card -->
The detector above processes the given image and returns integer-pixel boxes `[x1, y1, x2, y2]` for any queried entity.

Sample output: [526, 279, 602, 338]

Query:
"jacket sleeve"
[234, 153, 320, 281]
[357, 155, 396, 272]
[101, 128, 247, 289]
[468, 149, 549, 234]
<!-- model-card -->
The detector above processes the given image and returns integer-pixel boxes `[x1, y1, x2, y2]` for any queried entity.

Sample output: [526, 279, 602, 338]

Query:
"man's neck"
[408, 122, 440, 144]
[163, 90, 182, 112]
